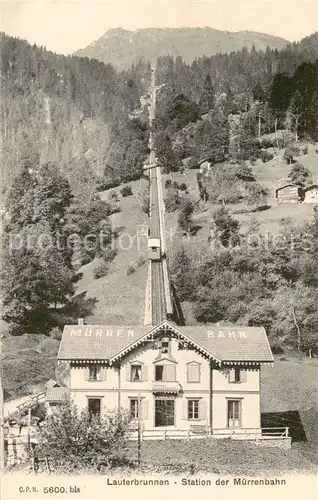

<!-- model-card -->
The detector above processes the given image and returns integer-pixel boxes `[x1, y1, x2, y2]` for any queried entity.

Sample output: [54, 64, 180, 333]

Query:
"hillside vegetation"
[1, 31, 318, 400]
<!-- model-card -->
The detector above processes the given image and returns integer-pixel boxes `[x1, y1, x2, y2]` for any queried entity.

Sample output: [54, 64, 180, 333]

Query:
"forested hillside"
[1, 31, 317, 356]
[0, 33, 150, 196]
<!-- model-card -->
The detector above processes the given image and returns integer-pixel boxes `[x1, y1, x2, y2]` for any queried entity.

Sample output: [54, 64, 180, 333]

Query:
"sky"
[1, 0, 317, 55]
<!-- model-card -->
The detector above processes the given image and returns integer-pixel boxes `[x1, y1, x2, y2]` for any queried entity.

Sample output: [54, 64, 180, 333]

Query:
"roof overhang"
[110, 321, 222, 365]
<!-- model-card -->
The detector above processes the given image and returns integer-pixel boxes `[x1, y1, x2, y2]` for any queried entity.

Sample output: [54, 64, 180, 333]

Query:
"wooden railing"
[11, 392, 46, 417]
[128, 426, 290, 441]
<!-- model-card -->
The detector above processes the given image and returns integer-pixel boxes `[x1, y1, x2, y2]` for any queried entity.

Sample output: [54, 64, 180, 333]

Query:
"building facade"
[54, 321, 273, 438]
[275, 183, 300, 203]
[303, 184, 318, 204]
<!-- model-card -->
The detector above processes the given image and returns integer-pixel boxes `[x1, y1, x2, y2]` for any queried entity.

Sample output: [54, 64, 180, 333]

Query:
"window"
[188, 400, 199, 419]
[155, 399, 175, 427]
[187, 362, 201, 383]
[227, 399, 242, 427]
[155, 364, 176, 381]
[228, 367, 246, 383]
[131, 365, 142, 382]
[89, 365, 101, 381]
[88, 398, 101, 416]
[130, 399, 139, 419]
[161, 341, 170, 354]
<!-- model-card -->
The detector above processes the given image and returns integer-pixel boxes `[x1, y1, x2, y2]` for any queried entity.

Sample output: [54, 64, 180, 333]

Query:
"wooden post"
[274, 118, 278, 148]
[0, 334, 5, 473]
[27, 405, 32, 452]
[137, 393, 141, 465]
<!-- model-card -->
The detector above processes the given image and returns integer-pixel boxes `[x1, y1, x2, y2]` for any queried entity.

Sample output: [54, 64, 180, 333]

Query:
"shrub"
[120, 185, 133, 197]
[102, 247, 117, 263]
[179, 182, 188, 192]
[261, 137, 275, 148]
[49, 327, 63, 340]
[92, 260, 109, 279]
[302, 147, 308, 155]
[187, 157, 198, 169]
[109, 191, 119, 201]
[164, 188, 181, 212]
[165, 179, 172, 189]
[259, 150, 274, 163]
[36, 338, 60, 356]
[36, 398, 131, 471]
[284, 145, 300, 164]
[126, 264, 135, 275]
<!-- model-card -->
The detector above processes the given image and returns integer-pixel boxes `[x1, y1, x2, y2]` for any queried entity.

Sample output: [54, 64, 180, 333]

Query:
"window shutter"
[240, 369, 247, 382]
[187, 363, 200, 382]
[199, 400, 206, 420]
[84, 367, 89, 381]
[100, 366, 107, 381]
[125, 364, 131, 381]
[182, 400, 188, 419]
[164, 364, 176, 381]
[141, 365, 148, 382]
[228, 369, 235, 383]
[141, 400, 148, 419]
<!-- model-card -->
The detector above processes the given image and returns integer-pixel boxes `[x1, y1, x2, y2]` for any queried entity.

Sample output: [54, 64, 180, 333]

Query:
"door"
[227, 400, 241, 428]
[155, 399, 175, 426]
[88, 398, 101, 416]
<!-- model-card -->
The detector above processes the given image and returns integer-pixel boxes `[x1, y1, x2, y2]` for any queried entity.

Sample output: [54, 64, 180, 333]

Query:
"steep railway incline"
[144, 68, 173, 326]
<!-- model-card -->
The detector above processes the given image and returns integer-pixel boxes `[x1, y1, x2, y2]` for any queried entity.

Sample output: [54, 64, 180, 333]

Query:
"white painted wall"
[68, 337, 261, 432]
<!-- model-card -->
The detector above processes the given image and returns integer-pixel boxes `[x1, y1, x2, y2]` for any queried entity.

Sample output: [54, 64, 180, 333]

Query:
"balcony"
[152, 381, 182, 394]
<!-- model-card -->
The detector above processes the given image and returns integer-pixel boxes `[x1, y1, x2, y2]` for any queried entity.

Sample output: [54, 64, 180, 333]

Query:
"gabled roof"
[58, 325, 150, 361]
[303, 184, 318, 192]
[58, 321, 273, 364]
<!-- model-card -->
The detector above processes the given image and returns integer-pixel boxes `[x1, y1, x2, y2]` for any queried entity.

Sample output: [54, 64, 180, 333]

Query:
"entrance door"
[227, 400, 241, 428]
[155, 399, 175, 426]
[88, 398, 101, 416]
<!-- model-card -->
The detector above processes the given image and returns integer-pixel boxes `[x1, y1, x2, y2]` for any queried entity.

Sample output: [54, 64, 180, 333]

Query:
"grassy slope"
[75, 182, 149, 325]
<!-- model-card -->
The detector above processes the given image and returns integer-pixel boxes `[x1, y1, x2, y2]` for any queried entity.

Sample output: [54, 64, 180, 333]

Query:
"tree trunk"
[258, 114, 261, 140]
[275, 118, 278, 148]
[291, 305, 301, 351]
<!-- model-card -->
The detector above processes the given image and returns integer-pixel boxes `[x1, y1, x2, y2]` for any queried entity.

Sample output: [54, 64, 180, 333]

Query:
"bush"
[92, 260, 109, 279]
[109, 191, 119, 201]
[187, 157, 198, 169]
[120, 185, 133, 197]
[164, 188, 181, 212]
[49, 327, 63, 340]
[36, 338, 60, 356]
[261, 137, 275, 148]
[179, 182, 188, 192]
[302, 147, 308, 155]
[102, 247, 117, 263]
[36, 398, 131, 471]
[284, 145, 300, 164]
[126, 264, 135, 275]
[259, 150, 274, 163]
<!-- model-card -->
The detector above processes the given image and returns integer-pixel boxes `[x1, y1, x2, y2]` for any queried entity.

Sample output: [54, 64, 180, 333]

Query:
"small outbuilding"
[302, 184, 318, 204]
[275, 183, 301, 204]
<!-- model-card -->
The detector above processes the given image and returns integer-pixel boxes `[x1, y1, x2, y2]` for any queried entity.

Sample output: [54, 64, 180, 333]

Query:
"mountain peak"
[75, 27, 288, 69]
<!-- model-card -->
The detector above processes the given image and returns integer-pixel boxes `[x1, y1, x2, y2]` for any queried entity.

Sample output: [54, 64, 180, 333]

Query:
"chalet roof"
[275, 183, 297, 191]
[303, 184, 318, 192]
[58, 321, 273, 364]
[46, 386, 69, 403]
